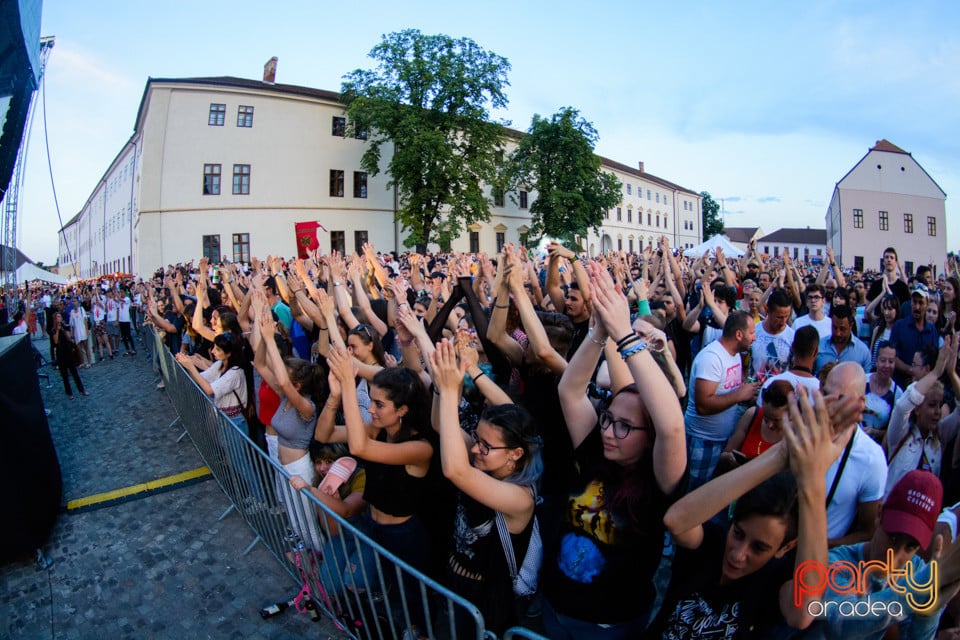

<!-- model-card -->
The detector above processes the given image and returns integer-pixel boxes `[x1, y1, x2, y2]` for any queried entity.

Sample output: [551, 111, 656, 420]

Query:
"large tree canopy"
[340, 29, 511, 251]
[509, 107, 621, 246]
[700, 190, 724, 238]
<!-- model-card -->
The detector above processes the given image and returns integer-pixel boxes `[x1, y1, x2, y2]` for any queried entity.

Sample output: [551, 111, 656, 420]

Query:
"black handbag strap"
[826, 429, 856, 506]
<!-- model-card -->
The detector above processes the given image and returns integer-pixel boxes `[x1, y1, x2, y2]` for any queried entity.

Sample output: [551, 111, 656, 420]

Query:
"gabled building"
[758, 227, 827, 264]
[826, 139, 947, 275]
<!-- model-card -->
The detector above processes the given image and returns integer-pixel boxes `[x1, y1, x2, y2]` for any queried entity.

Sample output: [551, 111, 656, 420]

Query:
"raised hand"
[548, 241, 574, 261]
[455, 328, 480, 370]
[430, 339, 467, 395]
[315, 287, 334, 317]
[782, 389, 847, 481]
[397, 305, 426, 339]
[587, 261, 632, 342]
[258, 305, 276, 340]
[327, 345, 356, 384]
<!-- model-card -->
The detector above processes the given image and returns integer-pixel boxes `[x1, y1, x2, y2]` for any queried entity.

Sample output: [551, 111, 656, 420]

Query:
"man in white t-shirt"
[684, 310, 761, 490]
[749, 289, 794, 381]
[820, 362, 887, 546]
[759, 325, 821, 406]
[793, 284, 831, 339]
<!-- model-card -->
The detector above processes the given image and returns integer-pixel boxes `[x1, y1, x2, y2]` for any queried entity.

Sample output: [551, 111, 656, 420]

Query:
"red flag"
[294, 221, 323, 259]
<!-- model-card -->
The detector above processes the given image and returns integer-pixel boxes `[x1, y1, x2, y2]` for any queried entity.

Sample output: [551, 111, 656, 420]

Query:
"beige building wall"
[827, 145, 947, 274]
[61, 77, 703, 276]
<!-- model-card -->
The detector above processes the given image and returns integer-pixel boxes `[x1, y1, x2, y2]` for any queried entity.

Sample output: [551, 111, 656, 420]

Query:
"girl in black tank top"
[318, 348, 435, 636]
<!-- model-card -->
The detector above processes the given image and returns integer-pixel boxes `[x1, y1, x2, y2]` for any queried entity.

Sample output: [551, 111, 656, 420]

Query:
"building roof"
[133, 76, 701, 197]
[835, 138, 947, 198]
[758, 227, 827, 244]
[598, 157, 700, 197]
[870, 139, 908, 154]
[723, 227, 760, 244]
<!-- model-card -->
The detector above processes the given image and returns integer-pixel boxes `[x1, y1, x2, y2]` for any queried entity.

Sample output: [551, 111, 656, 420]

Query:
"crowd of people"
[9, 238, 960, 639]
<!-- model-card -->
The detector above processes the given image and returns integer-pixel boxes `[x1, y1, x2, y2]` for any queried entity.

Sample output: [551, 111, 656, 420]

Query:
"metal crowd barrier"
[149, 328, 545, 640]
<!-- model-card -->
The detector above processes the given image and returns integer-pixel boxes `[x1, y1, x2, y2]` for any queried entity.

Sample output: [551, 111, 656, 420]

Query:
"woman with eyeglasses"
[317, 345, 435, 637]
[545, 263, 686, 639]
[430, 339, 542, 635]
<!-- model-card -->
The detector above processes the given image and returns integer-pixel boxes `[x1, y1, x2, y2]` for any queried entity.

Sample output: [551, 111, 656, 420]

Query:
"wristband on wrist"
[397, 338, 415, 347]
[615, 332, 638, 348]
[570, 255, 579, 263]
[471, 370, 486, 384]
[619, 340, 648, 360]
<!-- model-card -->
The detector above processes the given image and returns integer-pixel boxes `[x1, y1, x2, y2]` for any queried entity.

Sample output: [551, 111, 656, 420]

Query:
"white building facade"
[758, 228, 828, 264]
[826, 139, 947, 275]
[59, 76, 701, 277]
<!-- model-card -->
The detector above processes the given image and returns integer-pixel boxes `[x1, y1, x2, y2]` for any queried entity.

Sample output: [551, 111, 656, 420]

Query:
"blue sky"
[18, 0, 959, 264]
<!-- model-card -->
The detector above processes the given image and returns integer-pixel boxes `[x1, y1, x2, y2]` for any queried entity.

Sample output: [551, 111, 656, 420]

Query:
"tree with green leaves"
[509, 108, 621, 247]
[701, 190, 724, 239]
[340, 29, 511, 252]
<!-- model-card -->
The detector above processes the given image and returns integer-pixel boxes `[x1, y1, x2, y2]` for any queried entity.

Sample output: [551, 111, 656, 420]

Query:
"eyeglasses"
[598, 411, 652, 440]
[807, 295, 823, 301]
[469, 430, 512, 456]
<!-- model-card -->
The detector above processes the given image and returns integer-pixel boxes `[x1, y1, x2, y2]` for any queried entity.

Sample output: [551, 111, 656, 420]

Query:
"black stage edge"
[0, 335, 62, 562]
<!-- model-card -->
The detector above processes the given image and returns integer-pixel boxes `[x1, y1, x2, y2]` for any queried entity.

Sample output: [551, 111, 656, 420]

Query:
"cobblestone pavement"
[1, 332, 345, 639]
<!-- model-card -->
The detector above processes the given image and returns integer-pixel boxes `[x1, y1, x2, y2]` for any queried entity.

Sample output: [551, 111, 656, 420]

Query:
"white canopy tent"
[13, 262, 69, 285]
[682, 235, 745, 259]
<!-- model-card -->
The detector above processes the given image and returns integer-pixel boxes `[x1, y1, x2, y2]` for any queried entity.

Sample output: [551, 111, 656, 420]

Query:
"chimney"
[638, 161, 645, 173]
[263, 57, 278, 83]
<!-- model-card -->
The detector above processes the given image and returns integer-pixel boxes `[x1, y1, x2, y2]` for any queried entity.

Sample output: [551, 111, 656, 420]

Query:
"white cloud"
[47, 44, 138, 94]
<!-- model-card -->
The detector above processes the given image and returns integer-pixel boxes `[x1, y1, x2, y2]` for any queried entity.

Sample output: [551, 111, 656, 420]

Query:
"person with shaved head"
[820, 362, 888, 547]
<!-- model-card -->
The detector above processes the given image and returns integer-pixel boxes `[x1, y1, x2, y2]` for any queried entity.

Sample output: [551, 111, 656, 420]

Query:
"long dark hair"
[285, 357, 329, 408]
[371, 367, 429, 442]
[598, 384, 656, 528]
[348, 324, 386, 366]
[940, 276, 960, 333]
[215, 332, 254, 409]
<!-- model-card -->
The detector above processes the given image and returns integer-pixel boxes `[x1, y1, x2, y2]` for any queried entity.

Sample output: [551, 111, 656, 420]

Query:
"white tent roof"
[14, 262, 70, 285]
[682, 235, 745, 259]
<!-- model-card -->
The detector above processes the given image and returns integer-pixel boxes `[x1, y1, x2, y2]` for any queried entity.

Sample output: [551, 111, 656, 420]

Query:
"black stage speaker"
[0, 334, 61, 561]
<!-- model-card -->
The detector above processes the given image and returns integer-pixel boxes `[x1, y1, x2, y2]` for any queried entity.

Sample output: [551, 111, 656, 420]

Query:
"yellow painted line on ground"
[66, 466, 211, 511]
